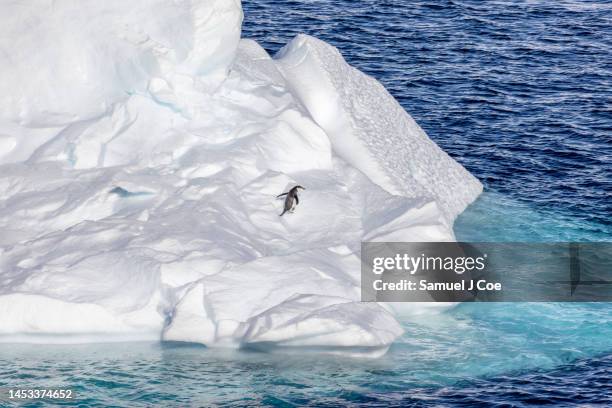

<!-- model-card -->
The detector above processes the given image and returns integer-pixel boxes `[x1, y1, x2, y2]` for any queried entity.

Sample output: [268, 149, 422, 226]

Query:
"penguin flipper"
[276, 193, 288, 199]
[295, 195, 299, 205]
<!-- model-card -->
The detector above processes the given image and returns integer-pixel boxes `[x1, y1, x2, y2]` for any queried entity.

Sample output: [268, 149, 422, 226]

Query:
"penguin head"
[295, 185, 305, 190]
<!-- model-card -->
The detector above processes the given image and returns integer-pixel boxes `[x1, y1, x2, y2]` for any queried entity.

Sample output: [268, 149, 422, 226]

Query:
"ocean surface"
[242, 0, 612, 241]
[1, 1, 611, 406]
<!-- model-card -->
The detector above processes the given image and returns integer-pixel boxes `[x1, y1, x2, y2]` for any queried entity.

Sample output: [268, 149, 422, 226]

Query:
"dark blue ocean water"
[1, 1, 611, 407]
[242, 0, 612, 241]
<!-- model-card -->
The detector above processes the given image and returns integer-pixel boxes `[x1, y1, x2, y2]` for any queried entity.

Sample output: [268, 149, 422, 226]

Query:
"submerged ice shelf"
[0, 0, 481, 357]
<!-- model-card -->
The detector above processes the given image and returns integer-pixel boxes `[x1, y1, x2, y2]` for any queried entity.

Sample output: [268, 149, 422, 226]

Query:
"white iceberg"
[0, 0, 481, 357]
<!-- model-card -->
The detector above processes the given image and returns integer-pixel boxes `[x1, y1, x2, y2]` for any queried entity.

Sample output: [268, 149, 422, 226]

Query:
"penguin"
[277, 185, 305, 216]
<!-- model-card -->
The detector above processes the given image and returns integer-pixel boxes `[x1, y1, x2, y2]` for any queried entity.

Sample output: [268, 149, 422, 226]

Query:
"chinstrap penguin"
[277, 185, 305, 216]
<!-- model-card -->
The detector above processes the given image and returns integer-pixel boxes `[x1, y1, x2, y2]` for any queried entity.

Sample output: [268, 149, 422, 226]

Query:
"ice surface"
[275, 34, 482, 223]
[0, 1, 481, 357]
[0, 0, 242, 163]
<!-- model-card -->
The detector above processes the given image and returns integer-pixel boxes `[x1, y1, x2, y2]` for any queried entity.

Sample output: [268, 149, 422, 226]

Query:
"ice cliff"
[0, 0, 482, 357]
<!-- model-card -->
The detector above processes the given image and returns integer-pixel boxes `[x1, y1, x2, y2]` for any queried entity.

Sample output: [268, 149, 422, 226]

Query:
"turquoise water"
[455, 192, 611, 242]
[1, 303, 611, 406]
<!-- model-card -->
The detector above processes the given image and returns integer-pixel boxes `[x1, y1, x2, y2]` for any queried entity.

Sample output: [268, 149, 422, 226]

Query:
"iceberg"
[0, 0, 481, 357]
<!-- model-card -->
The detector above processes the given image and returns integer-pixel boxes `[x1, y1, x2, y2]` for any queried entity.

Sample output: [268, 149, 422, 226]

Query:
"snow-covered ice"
[0, 0, 481, 357]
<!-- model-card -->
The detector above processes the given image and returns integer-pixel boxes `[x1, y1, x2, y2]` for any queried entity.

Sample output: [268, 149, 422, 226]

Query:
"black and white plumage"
[277, 185, 305, 216]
